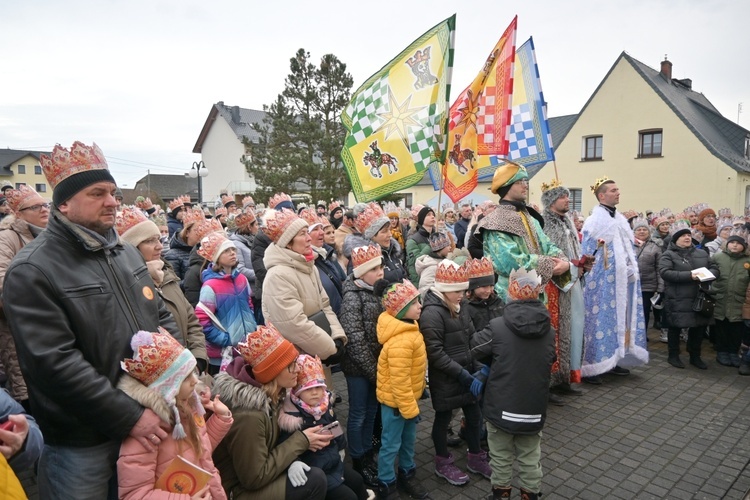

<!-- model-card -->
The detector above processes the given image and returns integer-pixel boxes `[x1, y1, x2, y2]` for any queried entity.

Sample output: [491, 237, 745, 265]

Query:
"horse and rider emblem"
[363, 141, 399, 179]
[448, 134, 475, 175]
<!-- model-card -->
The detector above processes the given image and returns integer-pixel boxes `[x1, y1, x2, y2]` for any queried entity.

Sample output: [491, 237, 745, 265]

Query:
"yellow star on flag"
[377, 88, 425, 142]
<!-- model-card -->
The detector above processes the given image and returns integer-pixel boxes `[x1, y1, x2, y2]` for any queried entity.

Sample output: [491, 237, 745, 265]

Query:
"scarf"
[354, 278, 374, 291]
[147, 259, 165, 286]
[431, 288, 460, 313]
[696, 223, 716, 240]
[291, 389, 330, 421]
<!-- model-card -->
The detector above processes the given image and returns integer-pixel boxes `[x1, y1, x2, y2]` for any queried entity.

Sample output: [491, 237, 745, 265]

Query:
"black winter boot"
[353, 456, 379, 488]
[397, 467, 429, 498]
[377, 480, 399, 500]
[486, 485, 512, 499]
[520, 488, 540, 500]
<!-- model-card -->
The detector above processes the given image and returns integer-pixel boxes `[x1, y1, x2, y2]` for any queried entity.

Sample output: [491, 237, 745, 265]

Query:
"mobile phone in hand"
[320, 421, 343, 438]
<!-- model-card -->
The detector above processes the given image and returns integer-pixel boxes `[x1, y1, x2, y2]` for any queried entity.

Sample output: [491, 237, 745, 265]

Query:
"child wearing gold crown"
[278, 354, 375, 500]
[195, 231, 257, 374]
[372, 279, 430, 499]
[117, 328, 233, 499]
[470, 268, 556, 500]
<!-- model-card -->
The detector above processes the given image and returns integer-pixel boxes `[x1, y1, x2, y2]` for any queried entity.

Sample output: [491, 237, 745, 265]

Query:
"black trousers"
[642, 291, 655, 329]
[714, 319, 744, 353]
[668, 327, 703, 357]
[433, 402, 482, 456]
[326, 465, 369, 500]
[286, 466, 327, 500]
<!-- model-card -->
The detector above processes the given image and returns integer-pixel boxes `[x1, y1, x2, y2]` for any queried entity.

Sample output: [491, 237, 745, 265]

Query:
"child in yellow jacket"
[373, 279, 429, 500]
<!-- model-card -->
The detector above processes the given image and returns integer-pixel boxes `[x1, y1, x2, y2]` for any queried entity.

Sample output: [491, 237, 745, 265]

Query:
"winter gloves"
[323, 339, 346, 366]
[458, 365, 490, 398]
[288, 461, 310, 487]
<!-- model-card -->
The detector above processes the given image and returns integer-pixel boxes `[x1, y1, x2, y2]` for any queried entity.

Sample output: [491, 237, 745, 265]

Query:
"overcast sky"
[2, 0, 748, 188]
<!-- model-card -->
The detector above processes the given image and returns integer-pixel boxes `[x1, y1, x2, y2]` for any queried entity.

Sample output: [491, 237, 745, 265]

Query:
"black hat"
[726, 235, 747, 250]
[417, 206, 435, 227]
[671, 228, 692, 243]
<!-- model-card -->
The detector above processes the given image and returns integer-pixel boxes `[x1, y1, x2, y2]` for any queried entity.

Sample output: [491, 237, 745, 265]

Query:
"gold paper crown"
[181, 208, 205, 228]
[435, 260, 469, 285]
[319, 215, 331, 227]
[135, 196, 153, 210]
[215, 207, 227, 218]
[5, 185, 41, 212]
[382, 280, 420, 317]
[150, 213, 167, 227]
[328, 201, 341, 212]
[299, 208, 322, 228]
[351, 245, 382, 269]
[540, 178, 562, 193]
[718, 208, 733, 218]
[264, 208, 303, 244]
[234, 212, 256, 230]
[590, 176, 611, 194]
[507, 267, 543, 301]
[354, 202, 387, 234]
[242, 195, 255, 208]
[235, 324, 285, 367]
[168, 195, 191, 211]
[294, 354, 326, 393]
[120, 327, 185, 386]
[221, 194, 235, 206]
[197, 231, 231, 262]
[115, 206, 149, 236]
[193, 217, 223, 242]
[268, 192, 292, 209]
[40, 141, 109, 189]
[465, 257, 495, 280]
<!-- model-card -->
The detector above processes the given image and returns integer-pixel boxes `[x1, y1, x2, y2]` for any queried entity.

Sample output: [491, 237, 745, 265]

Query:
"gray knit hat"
[541, 184, 570, 209]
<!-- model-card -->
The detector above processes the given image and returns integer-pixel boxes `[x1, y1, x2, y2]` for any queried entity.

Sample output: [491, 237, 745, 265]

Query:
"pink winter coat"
[117, 374, 232, 499]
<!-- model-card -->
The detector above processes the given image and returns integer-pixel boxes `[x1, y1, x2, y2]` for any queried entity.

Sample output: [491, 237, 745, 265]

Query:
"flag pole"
[552, 159, 560, 182]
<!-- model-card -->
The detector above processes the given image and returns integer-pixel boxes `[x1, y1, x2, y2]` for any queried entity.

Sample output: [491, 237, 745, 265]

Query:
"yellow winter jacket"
[376, 312, 427, 419]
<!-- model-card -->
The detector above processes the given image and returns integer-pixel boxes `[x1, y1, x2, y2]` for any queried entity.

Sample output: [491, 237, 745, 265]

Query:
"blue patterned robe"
[581, 206, 649, 376]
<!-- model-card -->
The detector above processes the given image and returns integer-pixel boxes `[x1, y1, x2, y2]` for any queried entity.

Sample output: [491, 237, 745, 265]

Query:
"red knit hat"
[236, 325, 299, 383]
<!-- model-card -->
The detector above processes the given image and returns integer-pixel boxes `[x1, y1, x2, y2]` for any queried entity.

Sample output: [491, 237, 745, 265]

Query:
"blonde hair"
[175, 396, 204, 457]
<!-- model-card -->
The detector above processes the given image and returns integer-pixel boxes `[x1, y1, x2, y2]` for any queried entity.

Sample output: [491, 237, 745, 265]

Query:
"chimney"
[231, 106, 241, 124]
[660, 56, 672, 82]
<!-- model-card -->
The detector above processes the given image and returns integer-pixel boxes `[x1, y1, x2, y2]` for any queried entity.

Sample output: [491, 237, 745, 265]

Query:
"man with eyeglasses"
[0, 185, 50, 411]
[3, 142, 180, 498]
[477, 162, 570, 303]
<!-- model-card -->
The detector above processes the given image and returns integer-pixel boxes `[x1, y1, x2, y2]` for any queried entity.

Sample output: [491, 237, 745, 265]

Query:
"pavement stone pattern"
[16, 330, 750, 500]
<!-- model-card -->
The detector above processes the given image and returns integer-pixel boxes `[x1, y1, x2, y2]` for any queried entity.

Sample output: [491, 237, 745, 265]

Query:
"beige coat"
[262, 243, 346, 359]
[0, 215, 37, 401]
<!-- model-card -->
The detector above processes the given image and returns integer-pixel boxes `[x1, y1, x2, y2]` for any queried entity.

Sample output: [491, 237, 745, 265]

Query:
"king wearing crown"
[477, 162, 571, 302]
[580, 178, 648, 383]
[541, 179, 595, 393]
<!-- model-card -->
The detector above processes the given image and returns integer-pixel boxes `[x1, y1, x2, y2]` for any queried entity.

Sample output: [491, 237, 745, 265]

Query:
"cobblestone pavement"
[330, 330, 750, 500]
[17, 330, 750, 500]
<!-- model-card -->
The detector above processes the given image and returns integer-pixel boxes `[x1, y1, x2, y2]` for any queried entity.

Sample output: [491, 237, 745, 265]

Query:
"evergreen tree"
[244, 49, 353, 202]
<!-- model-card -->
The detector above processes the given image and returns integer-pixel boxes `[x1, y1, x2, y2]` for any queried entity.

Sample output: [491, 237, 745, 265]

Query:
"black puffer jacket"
[465, 293, 505, 332]
[471, 299, 555, 435]
[182, 245, 206, 307]
[163, 231, 193, 281]
[419, 290, 477, 412]
[251, 230, 272, 300]
[659, 242, 719, 328]
[382, 239, 407, 283]
[3, 211, 179, 447]
[339, 276, 383, 384]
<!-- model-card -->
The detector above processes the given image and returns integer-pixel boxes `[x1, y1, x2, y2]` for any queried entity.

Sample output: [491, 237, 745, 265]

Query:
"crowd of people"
[1, 141, 749, 500]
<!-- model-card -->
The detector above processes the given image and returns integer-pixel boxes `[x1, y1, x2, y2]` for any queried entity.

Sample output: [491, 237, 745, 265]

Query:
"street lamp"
[188, 160, 208, 206]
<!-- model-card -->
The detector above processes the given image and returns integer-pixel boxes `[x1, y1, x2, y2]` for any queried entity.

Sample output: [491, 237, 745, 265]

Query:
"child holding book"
[373, 279, 429, 500]
[279, 354, 374, 500]
[470, 268, 556, 500]
[117, 327, 233, 499]
[195, 231, 257, 373]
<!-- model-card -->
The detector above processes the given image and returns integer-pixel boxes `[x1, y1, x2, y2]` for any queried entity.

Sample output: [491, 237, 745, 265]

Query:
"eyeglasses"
[287, 361, 299, 374]
[19, 203, 50, 212]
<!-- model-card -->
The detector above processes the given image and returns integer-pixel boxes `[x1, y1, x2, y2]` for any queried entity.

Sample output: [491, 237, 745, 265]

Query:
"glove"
[323, 339, 345, 366]
[457, 369, 477, 390]
[288, 461, 310, 487]
[472, 364, 490, 384]
[339, 449, 346, 462]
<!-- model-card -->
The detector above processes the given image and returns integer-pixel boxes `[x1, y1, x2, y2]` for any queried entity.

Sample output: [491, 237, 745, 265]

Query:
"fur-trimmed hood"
[118, 374, 174, 426]
[211, 357, 273, 415]
[277, 394, 303, 433]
